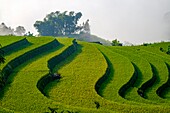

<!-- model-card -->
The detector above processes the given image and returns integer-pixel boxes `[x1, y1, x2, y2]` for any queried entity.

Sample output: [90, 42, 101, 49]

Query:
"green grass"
[45, 42, 108, 108]
[1, 36, 170, 112]
[134, 43, 170, 100]
[0, 36, 55, 69]
[96, 45, 134, 102]
[0, 38, 74, 112]
[0, 36, 24, 47]
[148, 42, 170, 52]
[106, 46, 154, 104]
[114, 47, 168, 103]
[0, 37, 113, 113]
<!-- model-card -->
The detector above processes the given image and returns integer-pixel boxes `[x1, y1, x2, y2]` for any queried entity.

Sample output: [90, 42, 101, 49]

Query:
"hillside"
[0, 36, 170, 113]
[68, 34, 112, 46]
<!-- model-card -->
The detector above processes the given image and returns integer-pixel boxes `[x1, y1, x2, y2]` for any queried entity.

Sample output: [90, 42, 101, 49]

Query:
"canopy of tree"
[82, 19, 90, 34]
[34, 11, 86, 36]
[111, 39, 122, 46]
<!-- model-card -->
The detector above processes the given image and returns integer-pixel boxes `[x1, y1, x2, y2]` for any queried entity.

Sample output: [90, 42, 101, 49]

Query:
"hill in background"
[68, 33, 112, 46]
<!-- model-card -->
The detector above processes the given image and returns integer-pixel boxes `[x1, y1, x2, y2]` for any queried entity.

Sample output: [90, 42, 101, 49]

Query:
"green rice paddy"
[0, 36, 170, 113]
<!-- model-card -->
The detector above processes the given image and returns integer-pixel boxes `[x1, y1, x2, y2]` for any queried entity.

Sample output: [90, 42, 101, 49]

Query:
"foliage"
[81, 19, 90, 34]
[24, 31, 34, 37]
[111, 39, 122, 46]
[0, 44, 5, 89]
[166, 45, 170, 54]
[0, 23, 14, 35]
[15, 26, 26, 36]
[142, 43, 152, 46]
[34, 11, 84, 36]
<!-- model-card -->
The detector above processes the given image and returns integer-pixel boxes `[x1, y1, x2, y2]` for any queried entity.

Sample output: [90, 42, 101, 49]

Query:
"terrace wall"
[118, 62, 138, 98]
[0, 39, 60, 88]
[37, 39, 78, 95]
[2, 38, 30, 55]
[95, 53, 111, 95]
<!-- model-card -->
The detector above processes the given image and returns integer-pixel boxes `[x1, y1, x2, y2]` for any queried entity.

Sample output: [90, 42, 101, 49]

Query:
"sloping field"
[0, 36, 170, 113]
[107, 46, 169, 103]
[0, 36, 24, 47]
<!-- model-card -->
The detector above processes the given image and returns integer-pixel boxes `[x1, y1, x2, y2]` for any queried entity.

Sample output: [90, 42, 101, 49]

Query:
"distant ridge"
[68, 33, 112, 46]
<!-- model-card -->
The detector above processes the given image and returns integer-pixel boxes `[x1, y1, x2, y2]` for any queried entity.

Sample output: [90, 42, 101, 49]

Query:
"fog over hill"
[0, 23, 26, 36]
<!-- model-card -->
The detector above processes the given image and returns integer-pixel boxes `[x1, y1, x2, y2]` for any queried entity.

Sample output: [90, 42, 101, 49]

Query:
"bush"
[142, 43, 152, 46]
[111, 39, 122, 46]
[166, 46, 170, 55]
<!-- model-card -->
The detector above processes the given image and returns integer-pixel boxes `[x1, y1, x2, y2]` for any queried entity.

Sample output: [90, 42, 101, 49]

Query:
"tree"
[166, 45, 170, 55]
[83, 19, 90, 34]
[0, 23, 27, 36]
[34, 11, 83, 36]
[0, 44, 5, 87]
[15, 26, 26, 36]
[111, 39, 122, 46]
[0, 45, 5, 64]
[0, 23, 14, 35]
[24, 31, 34, 37]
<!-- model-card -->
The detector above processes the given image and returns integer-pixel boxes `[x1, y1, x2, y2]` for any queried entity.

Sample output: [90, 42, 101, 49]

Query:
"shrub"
[166, 46, 170, 55]
[111, 39, 122, 46]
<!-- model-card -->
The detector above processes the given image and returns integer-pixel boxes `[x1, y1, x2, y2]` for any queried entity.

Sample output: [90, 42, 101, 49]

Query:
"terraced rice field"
[0, 36, 170, 113]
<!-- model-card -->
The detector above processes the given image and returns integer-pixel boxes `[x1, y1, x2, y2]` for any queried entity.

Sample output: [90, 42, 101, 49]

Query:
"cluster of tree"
[111, 39, 122, 46]
[34, 11, 90, 36]
[0, 23, 26, 36]
[24, 31, 34, 37]
[81, 19, 90, 34]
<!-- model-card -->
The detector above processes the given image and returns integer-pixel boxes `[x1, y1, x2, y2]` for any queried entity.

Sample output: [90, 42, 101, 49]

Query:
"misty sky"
[0, 0, 170, 44]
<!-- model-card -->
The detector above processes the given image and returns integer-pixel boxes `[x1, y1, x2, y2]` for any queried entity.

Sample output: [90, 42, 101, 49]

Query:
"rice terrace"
[0, 35, 169, 113]
[0, 1, 170, 112]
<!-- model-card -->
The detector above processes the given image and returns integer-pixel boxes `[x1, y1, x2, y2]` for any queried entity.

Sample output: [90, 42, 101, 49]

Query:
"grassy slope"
[107, 45, 170, 106]
[96, 45, 134, 102]
[0, 38, 112, 113]
[0, 37, 54, 69]
[107, 46, 155, 104]
[44, 42, 111, 109]
[45, 42, 160, 113]
[0, 36, 24, 47]
[0, 38, 73, 112]
[93, 44, 170, 112]
[138, 43, 170, 99]
[1, 36, 170, 112]
[148, 42, 170, 51]
[117, 47, 168, 103]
